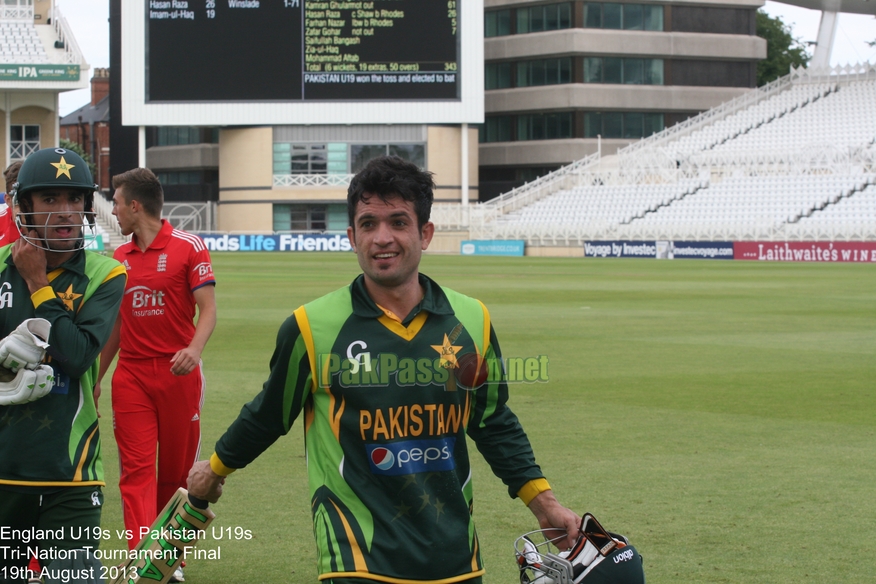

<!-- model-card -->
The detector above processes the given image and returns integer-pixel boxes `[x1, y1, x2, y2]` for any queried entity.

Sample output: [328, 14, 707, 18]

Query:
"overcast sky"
[57, 0, 876, 117]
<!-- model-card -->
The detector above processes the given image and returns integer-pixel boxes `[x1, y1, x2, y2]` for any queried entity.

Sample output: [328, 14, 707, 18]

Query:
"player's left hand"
[93, 381, 102, 418]
[188, 460, 226, 504]
[527, 490, 581, 549]
[170, 346, 201, 376]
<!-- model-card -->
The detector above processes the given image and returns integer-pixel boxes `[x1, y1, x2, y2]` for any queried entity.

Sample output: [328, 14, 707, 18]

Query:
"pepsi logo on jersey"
[365, 437, 456, 476]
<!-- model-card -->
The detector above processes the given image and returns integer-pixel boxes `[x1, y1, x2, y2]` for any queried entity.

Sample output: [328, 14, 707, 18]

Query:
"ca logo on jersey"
[0, 282, 12, 308]
[346, 340, 372, 374]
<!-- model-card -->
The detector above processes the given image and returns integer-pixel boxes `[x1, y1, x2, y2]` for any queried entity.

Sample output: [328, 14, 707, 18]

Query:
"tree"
[59, 138, 97, 179]
[756, 10, 811, 86]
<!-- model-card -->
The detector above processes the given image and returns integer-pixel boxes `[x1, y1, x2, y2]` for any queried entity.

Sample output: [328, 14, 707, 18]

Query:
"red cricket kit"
[0, 204, 21, 245]
[112, 220, 215, 547]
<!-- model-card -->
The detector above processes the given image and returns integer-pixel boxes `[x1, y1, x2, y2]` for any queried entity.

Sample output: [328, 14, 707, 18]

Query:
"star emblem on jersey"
[431, 334, 462, 369]
[57, 284, 83, 311]
[50, 156, 75, 179]
[37, 415, 54, 431]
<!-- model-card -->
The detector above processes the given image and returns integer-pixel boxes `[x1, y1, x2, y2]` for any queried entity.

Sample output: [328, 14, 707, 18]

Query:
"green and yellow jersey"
[213, 274, 548, 583]
[0, 246, 126, 490]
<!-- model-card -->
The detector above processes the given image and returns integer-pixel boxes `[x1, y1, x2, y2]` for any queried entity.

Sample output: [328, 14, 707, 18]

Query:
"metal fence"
[93, 196, 216, 240]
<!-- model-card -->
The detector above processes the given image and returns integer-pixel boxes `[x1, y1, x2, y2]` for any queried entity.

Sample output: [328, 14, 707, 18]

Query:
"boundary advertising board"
[735, 241, 876, 262]
[460, 240, 525, 256]
[585, 241, 876, 262]
[195, 233, 351, 252]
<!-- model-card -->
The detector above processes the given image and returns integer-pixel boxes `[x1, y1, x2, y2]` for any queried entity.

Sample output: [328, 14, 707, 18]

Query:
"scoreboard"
[147, 0, 460, 101]
[123, 0, 482, 125]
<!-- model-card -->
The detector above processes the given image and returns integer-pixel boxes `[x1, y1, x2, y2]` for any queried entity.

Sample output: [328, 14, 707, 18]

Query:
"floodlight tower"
[776, 0, 876, 68]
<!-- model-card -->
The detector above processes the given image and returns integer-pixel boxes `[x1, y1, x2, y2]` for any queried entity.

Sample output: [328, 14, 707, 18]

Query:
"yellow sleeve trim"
[104, 264, 128, 283]
[293, 306, 319, 392]
[210, 452, 236, 476]
[517, 478, 552, 506]
[31, 286, 56, 309]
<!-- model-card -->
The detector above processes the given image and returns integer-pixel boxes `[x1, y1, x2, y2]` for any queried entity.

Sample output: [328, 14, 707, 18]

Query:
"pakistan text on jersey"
[318, 352, 549, 387]
[360, 403, 464, 441]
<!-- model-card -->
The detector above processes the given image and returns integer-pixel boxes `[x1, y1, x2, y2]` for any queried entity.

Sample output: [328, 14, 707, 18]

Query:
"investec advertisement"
[584, 240, 876, 262]
[583, 241, 659, 258]
[584, 241, 734, 259]
[195, 233, 351, 252]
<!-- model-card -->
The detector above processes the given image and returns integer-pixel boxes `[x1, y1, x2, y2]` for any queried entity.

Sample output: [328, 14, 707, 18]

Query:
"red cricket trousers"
[111, 357, 204, 549]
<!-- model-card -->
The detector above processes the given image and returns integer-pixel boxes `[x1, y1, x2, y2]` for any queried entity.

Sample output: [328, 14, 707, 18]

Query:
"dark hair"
[3, 161, 22, 194]
[112, 167, 164, 217]
[347, 156, 434, 230]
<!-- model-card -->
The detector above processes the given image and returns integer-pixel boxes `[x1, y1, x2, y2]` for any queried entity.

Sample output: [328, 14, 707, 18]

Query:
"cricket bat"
[109, 488, 215, 584]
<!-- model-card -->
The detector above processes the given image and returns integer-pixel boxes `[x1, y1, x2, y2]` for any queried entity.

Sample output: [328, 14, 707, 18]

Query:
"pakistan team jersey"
[0, 247, 126, 490]
[214, 274, 545, 583]
[114, 219, 216, 359]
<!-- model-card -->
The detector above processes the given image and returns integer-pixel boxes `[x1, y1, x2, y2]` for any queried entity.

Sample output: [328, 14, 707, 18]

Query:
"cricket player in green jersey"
[0, 148, 126, 583]
[189, 156, 579, 583]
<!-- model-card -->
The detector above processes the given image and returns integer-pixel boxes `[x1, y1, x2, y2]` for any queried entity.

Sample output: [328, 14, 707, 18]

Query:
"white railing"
[484, 152, 601, 214]
[797, 62, 876, 83]
[92, 196, 217, 236]
[620, 63, 876, 160]
[691, 144, 876, 176]
[0, 2, 32, 20]
[618, 73, 795, 157]
[50, 7, 83, 65]
[273, 173, 355, 187]
[428, 153, 601, 230]
[430, 203, 502, 232]
[164, 202, 216, 232]
[92, 194, 122, 238]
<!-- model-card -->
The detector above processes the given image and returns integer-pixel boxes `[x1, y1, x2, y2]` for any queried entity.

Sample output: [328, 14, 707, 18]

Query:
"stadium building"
[479, 0, 767, 199]
[0, 0, 90, 172]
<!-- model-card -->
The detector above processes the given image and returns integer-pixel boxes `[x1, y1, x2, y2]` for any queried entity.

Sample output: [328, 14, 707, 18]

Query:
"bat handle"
[188, 493, 210, 510]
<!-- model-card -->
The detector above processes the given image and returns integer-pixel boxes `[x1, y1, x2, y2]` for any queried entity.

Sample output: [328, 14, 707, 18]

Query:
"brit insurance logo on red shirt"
[193, 262, 214, 283]
[126, 285, 166, 316]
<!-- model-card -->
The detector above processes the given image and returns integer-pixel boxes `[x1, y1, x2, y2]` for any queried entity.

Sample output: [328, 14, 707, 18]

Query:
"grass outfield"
[96, 253, 876, 583]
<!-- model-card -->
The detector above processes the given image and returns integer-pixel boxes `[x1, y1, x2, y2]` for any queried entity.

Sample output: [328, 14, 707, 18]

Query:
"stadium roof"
[60, 95, 109, 126]
[777, 0, 876, 15]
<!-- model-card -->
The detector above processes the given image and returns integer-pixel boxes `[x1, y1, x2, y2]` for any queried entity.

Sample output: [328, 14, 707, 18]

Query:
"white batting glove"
[0, 318, 51, 371]
[0, 364, 55, 405]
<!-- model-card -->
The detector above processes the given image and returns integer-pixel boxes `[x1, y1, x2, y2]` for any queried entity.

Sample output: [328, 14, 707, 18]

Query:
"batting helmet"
[11, 147, 97, 203]
[9, 147, 98, 251]
[515, 513, 646, 584]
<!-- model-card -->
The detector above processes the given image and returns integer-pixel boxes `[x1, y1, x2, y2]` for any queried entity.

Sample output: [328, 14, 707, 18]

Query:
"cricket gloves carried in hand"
[0, 318, 51, 371]
[0, 364, 55, 405]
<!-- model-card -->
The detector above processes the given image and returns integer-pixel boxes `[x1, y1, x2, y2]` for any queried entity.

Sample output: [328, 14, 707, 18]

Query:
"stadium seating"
[0, 21, 49, 63]
[453, 64, 876, 244]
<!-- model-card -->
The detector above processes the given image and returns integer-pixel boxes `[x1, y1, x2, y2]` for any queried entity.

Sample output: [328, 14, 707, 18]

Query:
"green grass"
[96, 254, 876, 583]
